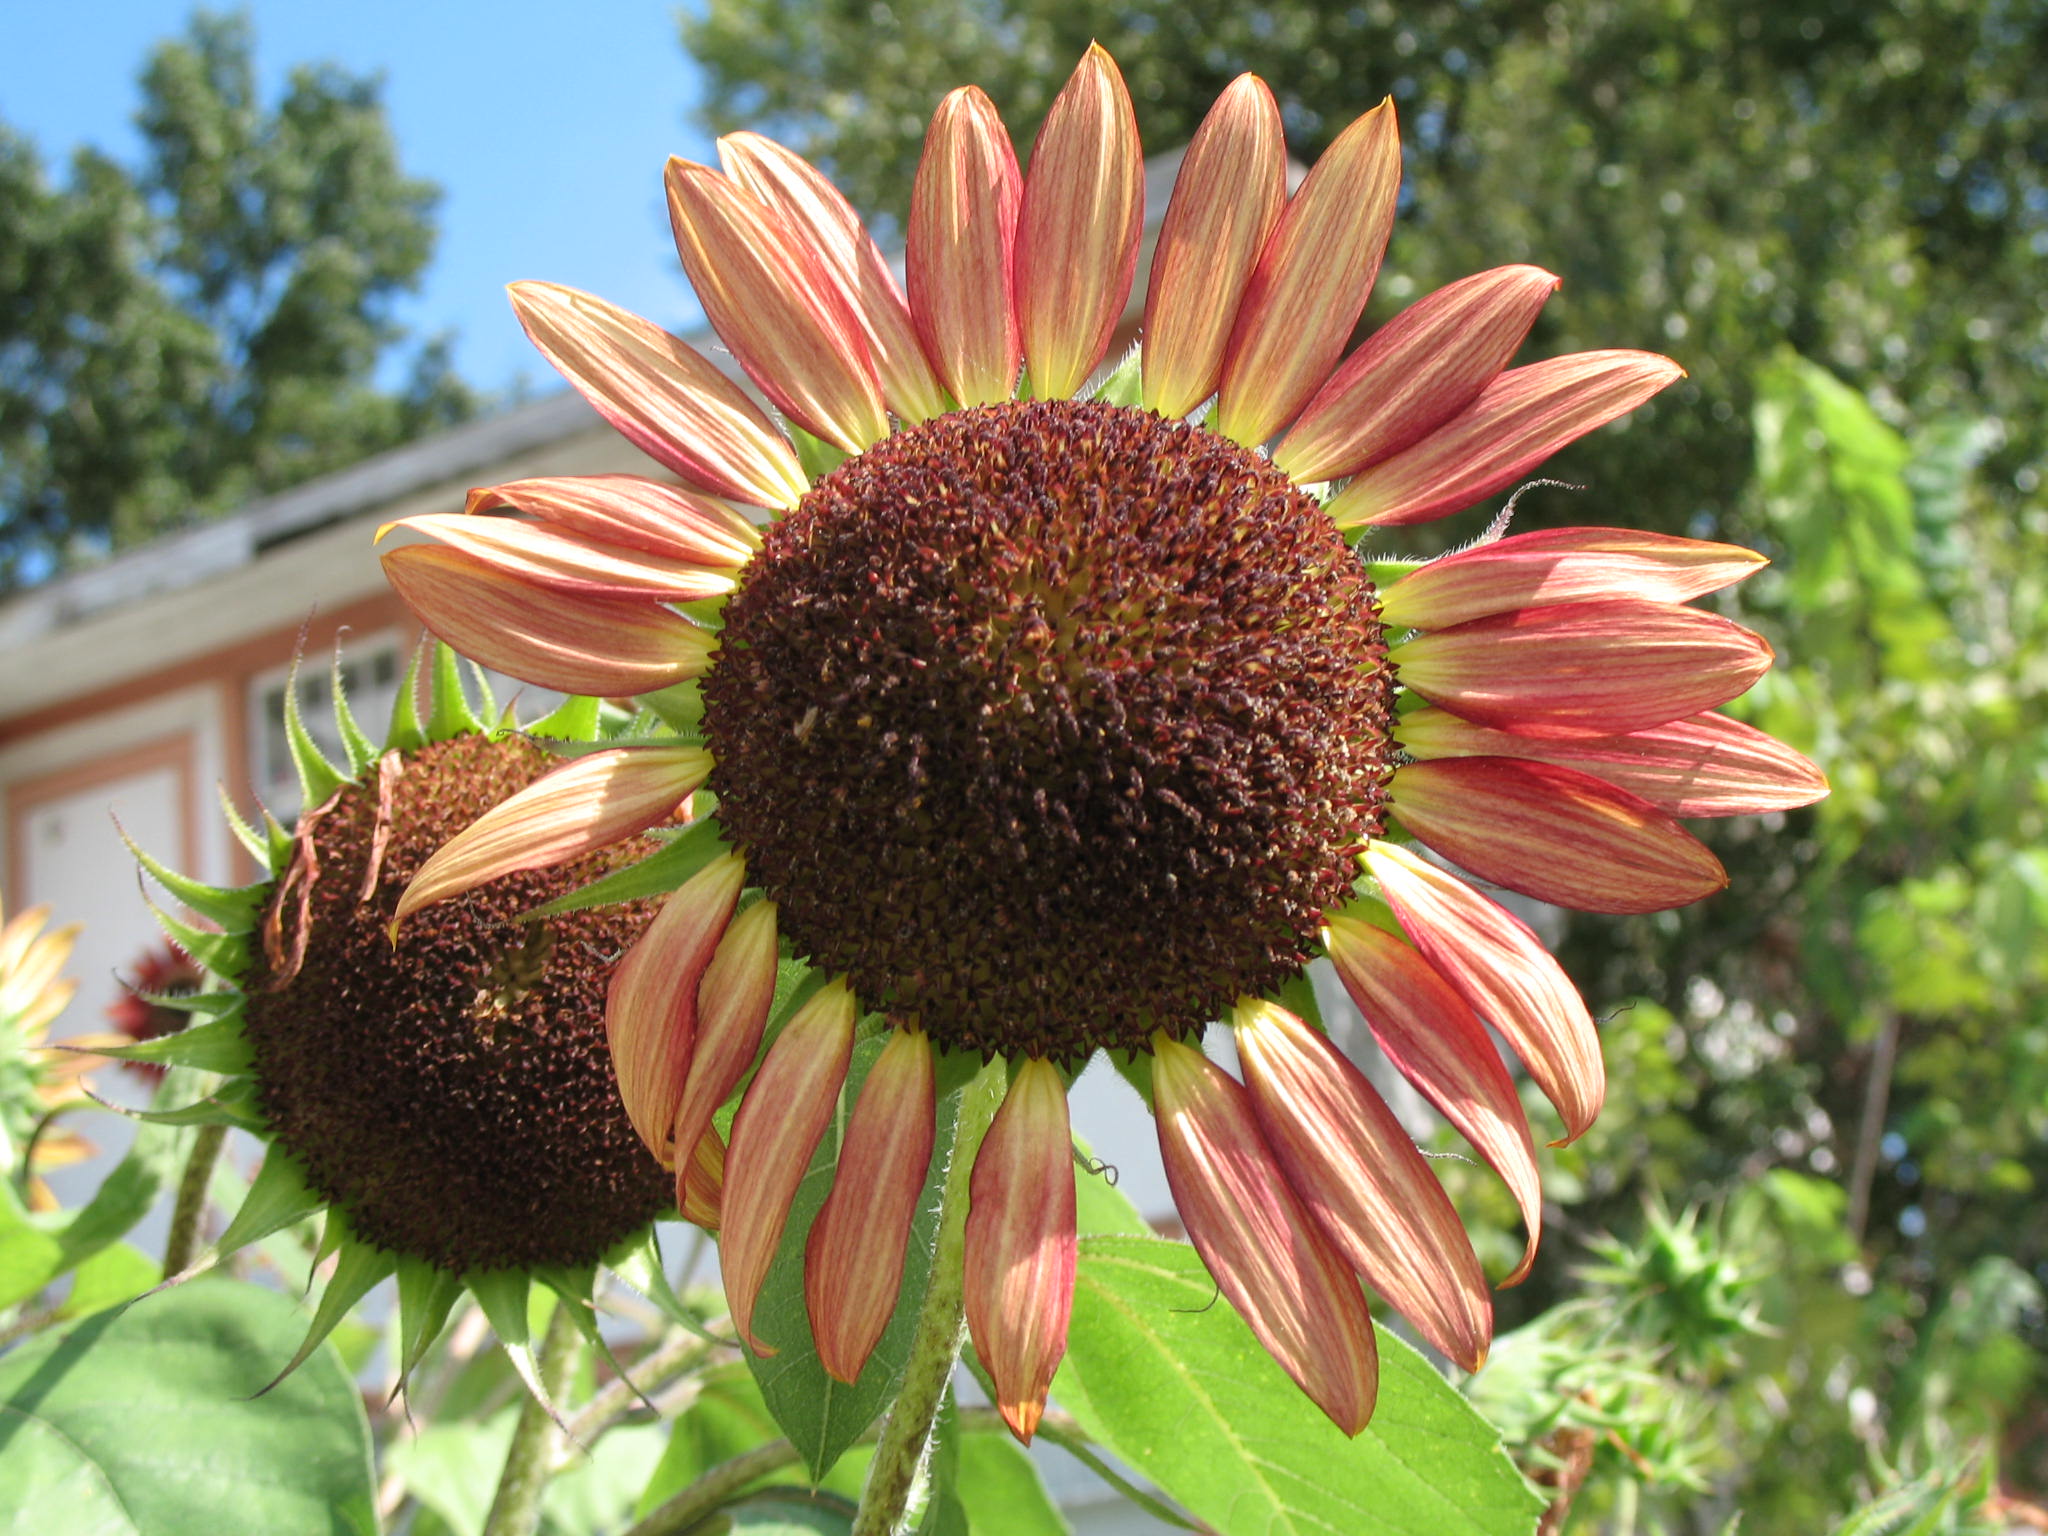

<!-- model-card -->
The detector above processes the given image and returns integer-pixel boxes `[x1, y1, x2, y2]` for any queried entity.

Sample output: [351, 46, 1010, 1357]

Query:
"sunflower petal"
[721, 980, 857, 1353]
[805, 1027, 938, 1383]
[909, 86, 1022, 407]
[383, 546, 715, 698]
[466, 475, 760, 568]
[1016, 45, 1144, 400]
[1396, 707, 1829, 818]
[393, 745, 709, 927]
[1214, 99, 1401, 447]
[964, 1058, 1076, 1441]
[1275, 265, 1561, 483]
[1327, 350, 1684, 528]
[1321, 914, 1543, 1283]
[508, 281, 807, 510]
[1389, 599, 1775, 739]
[1151, 1034, 1379, 1434]
[1141, 74, 1286, 417]
[671, 900, 781, 1207]
[718, 132, 949, 423]
[1389, 757, 1729, 914]
[1362, 842, 1602, 1142]
[380, 514, 736, 602]
[1233, 999, 1491, 1370]
[666, 158, 888, 454]
[604, 853, 747, 1162]
[680, 1126, 726, 1230]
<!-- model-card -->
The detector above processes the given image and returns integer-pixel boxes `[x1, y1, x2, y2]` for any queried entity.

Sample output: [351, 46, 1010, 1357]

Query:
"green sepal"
[260, 1227, 396, 1395]
[261, 809, 296, 874]
[1363, 557, 1425, 590]
[538, 1266, 645, 1402]
[790, 423, 848, 482]
[393, 1256, 466, 1384]
[526, 816, 729, 917]
[387, 641, 430, 754]
[428, 644, 482, 743]
[90, 1017, 253, 1075]
[528, 692, 602, 742]
[607, 1230, 722, 1341]
[467, 1269, 565, 1425]
[213, 1150, 325, 1263]
[120, 987, 243, 1021]
[218, 784, 274, 871]
[675, 595, 727, 631]
[639, 682, 705, 733]
[462, 657, 498, 725]
[1108, 1048, 1156, 1115]
[310, 1207, 347, 1273]
[1272, 971, 1326, 1032]
[330, 651, 378, 775]
[282, 656, 350, 810]
[126, 839, 265, 934]
[148, 904, 248, 981]
[931, 1042, 988, 1101]
[117, 1077, 265, 1131]
[1087, 343, 1144, 408]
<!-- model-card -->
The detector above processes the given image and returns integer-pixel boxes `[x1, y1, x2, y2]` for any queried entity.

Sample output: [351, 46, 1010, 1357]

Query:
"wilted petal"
[509, 281, 807, 510]
[604, 853, 747, 1162]
[1363, 842, 1603, 1143]
[722, 980, 857, 1353]
[1389, 600, 1775, 739]
[1321, 913, 1543, 1283]
[666, 158, 888, 454]
[1389, 757, 1729, 914]
[1214, 99, 1401, 447]
[1327, 350, 1684, 528]
[1151, 1034, 1379, 1434]
[671, 900, 781, 1207]
[393, 745, 710, 927]
[719, 132, 949, 423]
[383, 546, 715, 699]
[1379, 527, 1767, 630]
[1142, 75, 1285, 418]
[1276, 266, 1560, 483]
[965, 1058, 1076, 1441]
[805, 1027, 938, 1383]
[1016, 45, 1144, 400]
[467, 475, 760, 568]
[380, 514, 737, 602]
[1232, 999, 1491, 1369]
[1396, 708, 1829, 818]
[679, 1125, 726, 1230]
[909, 87, 1022, 406]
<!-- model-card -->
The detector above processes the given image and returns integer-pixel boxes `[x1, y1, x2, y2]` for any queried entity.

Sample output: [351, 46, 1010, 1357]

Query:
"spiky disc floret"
[240, 733, 671, 1274]
[705, 400, 1395, 1061]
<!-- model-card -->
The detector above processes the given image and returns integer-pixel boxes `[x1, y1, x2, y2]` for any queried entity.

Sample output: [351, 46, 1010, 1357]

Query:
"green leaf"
[0, 1178, 66, 1311]
[1055, 1236, 1542, 1536]
[48, 1086, 196, 1275]
[745, 1036, 962, 1481]
[955, 1428, 1072, 1535]
[1072, 1133, 1148, 1239]
[637, 1363, 784, 1516]
[527, 817, 731, 917]
[0, 1279, 377, 1535]
[53, 1242, 158, 1322]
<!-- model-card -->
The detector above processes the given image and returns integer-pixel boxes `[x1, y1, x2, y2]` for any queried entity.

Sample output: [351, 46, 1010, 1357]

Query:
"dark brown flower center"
[241, 733, 670, 1274]
[704, 400, 1395, 1062]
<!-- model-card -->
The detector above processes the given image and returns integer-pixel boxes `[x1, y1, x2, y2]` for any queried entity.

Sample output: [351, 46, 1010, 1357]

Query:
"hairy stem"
[162, 1122, 228, 1277]
[481, 1304, 582, 1536]
[852, 1059, 1006, 1536]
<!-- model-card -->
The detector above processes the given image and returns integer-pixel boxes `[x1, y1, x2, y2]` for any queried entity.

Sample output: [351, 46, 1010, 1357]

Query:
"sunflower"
[120, 649, 682, 1396]
[0, 897, 93, 1212]
[377, 48, 1826, 1439]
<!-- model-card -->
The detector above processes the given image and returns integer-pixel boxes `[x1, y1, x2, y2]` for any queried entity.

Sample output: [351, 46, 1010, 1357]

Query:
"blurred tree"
[0, 11, 474, 589]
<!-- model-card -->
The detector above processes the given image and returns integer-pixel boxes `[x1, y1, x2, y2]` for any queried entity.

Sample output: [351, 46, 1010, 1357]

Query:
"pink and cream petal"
[508, 281, 807, 510]
[718, 132, 950, 424]
[670, 900, 781, 1204]
[1389, 600, 1775, 739]
[1232, 1000, 1492, 1370]
[1326, 349, 1684, 528]
[379, 513, 737, 602]
[721, 981, 858, 1354]
[680, 1126, 726, 1231]
[1389, 758, 1729, 914]
[1395, 708, 1830, 817]
[392, 745, 710, 927]
[909, 87, 1022, 407]
[1151, 1034, 1380, 1434]
[1320, 914, 1544, 1283]
[805, 1027, 939, 1383]
[602, 853, 747, 1162]
[666, 159, 889, 454]
[466, 475, 760, 569]
[1361, 842, 1603, 1142]
[1275, 265, 1561, 483]
[1214, 99, 1401, 447]
[964, 1059, 1076, 1442]
[1140, 74, 1285, 418]
[1379, 527, 1767, 631]
[1015, 45, 1144, 400]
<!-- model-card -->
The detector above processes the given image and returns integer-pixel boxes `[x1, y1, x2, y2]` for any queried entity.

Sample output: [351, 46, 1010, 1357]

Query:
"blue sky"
[3, 2, 720, 394]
